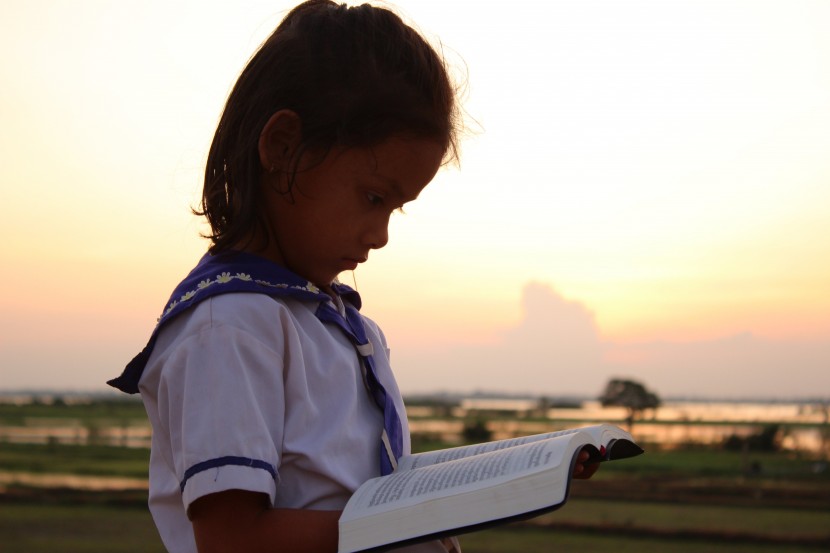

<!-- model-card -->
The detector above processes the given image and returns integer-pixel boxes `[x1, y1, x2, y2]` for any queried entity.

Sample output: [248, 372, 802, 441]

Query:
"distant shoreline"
[1, 389, 827, 405]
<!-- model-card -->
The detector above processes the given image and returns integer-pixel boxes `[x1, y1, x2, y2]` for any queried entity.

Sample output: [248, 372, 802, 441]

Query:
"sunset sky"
[2, 0, 829, 399]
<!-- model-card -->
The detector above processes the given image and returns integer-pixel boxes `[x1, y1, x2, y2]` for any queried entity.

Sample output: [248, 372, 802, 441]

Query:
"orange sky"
[1, 0, 829, 397]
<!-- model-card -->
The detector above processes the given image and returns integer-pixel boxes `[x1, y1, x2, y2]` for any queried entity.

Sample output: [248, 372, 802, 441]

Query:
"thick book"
[338, 423, 643, 553]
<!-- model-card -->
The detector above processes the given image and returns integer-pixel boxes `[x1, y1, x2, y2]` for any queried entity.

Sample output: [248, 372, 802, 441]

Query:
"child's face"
[261, 136, 444, 290]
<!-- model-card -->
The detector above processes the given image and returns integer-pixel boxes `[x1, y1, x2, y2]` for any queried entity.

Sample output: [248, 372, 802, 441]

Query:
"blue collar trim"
[107, 250, 361, 394]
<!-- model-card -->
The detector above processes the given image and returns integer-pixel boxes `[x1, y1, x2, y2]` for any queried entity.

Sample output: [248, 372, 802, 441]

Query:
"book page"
[339, 424, 641, 553]
[342, 432, 579, 519]
[400, 424, 618, 471]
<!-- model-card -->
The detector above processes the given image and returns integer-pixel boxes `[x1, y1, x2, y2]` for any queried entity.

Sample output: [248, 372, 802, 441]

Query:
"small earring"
[269, 164, 276, 173]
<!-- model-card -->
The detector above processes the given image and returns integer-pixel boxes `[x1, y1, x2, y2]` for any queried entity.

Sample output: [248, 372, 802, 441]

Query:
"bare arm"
[189, 489, 341, 553]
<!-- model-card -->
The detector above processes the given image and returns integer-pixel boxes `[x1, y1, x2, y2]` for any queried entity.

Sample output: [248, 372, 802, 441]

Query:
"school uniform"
[109, 251, 451, 553]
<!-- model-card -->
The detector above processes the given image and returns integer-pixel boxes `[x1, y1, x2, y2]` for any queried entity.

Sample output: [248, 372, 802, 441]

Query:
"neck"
[230, 235, 339, 299]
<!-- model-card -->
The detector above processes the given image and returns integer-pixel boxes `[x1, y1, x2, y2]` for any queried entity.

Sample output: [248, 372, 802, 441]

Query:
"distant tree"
[534, 396, 552, 419]
[723, 424, 781, 453]
[599, 378, 661, 430]
[461, 419, 492, 444]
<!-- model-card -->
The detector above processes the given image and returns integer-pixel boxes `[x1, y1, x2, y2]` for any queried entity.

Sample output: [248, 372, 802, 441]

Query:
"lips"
[340, 258, 364, 271]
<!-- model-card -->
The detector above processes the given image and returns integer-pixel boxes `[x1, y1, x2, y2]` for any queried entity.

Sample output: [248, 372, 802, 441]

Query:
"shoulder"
[359, 313, 389, 349]
[154, 293, 314, 354]
[197, 292, 298, 326]
[140, 293, 313, 395]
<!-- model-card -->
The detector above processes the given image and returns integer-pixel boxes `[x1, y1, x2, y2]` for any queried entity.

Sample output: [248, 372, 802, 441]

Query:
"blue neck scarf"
[108, 250, 403, 475]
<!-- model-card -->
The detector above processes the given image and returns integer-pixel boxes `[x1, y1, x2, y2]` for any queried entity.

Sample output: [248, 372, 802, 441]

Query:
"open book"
[338, 423, 643, 553]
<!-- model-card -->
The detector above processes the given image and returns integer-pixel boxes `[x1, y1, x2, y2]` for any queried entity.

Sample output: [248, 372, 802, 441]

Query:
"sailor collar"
[107, 250, 362, 394]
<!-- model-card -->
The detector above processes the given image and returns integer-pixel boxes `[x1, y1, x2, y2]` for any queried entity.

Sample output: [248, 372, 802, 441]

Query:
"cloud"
[394, 282, 610, 396]
[393, 282, 830, 400]
[3, 278, 826, 399]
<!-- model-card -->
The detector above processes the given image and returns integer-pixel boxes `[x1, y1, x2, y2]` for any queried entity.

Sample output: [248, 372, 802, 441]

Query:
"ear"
[258, 110, 302, 172]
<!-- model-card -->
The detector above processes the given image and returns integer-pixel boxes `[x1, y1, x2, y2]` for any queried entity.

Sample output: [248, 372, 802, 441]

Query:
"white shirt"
[139, 292, 446, 553]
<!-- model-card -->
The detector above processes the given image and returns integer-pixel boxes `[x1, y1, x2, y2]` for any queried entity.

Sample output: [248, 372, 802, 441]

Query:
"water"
[410, 399, 829, 454]
[1, 397, 826, 491]
[0, 418, 152, 448]
[0, 398, 826, 452]
[0, 471, 148, 491]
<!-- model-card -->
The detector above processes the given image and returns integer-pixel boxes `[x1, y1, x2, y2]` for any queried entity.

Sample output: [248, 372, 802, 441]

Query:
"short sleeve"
[146, 299, 289, 510]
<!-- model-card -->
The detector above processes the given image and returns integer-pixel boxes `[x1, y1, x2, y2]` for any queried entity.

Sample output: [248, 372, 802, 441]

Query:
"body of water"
[0, 396, 827, 453]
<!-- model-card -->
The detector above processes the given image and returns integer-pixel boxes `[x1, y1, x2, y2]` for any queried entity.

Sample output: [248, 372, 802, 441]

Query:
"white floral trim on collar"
[159, 272, 322, 321]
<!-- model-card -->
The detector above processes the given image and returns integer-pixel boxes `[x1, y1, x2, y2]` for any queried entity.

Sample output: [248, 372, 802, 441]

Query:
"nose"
[365, 215, 390, 250]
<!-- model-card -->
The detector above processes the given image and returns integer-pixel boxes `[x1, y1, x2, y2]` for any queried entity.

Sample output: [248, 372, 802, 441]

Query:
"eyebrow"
[369, 174, 418, 203]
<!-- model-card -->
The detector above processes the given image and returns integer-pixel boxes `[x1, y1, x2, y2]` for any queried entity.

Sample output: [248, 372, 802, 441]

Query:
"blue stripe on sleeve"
[180, 456, 277, 492]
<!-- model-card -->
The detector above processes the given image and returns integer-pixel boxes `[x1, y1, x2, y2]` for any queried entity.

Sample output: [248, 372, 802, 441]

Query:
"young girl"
[109, 2, 596, 552]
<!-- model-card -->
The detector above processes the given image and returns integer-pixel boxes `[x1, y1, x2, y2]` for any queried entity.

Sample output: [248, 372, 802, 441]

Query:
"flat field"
[1, 399, 828, 552]
[1, 493, 827, 553]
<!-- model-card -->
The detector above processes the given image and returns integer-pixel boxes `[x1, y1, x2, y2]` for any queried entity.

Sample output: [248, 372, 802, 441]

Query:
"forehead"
[349, 137, 444, 198]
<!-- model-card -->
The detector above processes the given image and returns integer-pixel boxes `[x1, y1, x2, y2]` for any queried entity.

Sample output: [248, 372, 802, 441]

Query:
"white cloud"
[393, 283, 609, 396]
[393, 283, 830, 400]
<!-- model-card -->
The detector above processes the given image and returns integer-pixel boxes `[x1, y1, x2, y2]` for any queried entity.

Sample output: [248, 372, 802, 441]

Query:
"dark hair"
[198, 0, 460, 253]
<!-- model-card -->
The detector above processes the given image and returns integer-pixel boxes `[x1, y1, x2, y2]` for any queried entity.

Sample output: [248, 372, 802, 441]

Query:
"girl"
[109, 2, 596, 552]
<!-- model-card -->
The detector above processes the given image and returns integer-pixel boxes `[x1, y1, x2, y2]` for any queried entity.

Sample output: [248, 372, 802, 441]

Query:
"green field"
[0, 397, 147, 425]
[0, 502, 165, 553]
[4, 438, 826, 483]
[0, 442, 150, 478]
[1, 495, 827, 553]
[461, 525, 829, 553]
[1, 399, 829, 552]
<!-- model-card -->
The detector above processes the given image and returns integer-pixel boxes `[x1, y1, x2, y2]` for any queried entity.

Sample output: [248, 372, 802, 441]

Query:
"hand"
[572, 448, 601, 480]
[441, 536, 462, 553]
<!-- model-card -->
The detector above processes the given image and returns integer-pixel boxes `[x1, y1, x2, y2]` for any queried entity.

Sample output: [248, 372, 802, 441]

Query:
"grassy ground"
[537, 497, 830, 539]
[461, 526, 830, 553]
[0, 442, 150, 478]
[0, 502, 165, 553]
[599, 444, 829, 480]
[0, 397, 147, 426]
[1, 499, 826, 553]
[4, 439, 827, 484]
[2, 403, 829, 552]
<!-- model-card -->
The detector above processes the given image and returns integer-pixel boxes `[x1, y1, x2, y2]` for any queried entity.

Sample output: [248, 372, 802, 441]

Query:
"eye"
[366, 191, 384, 206]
